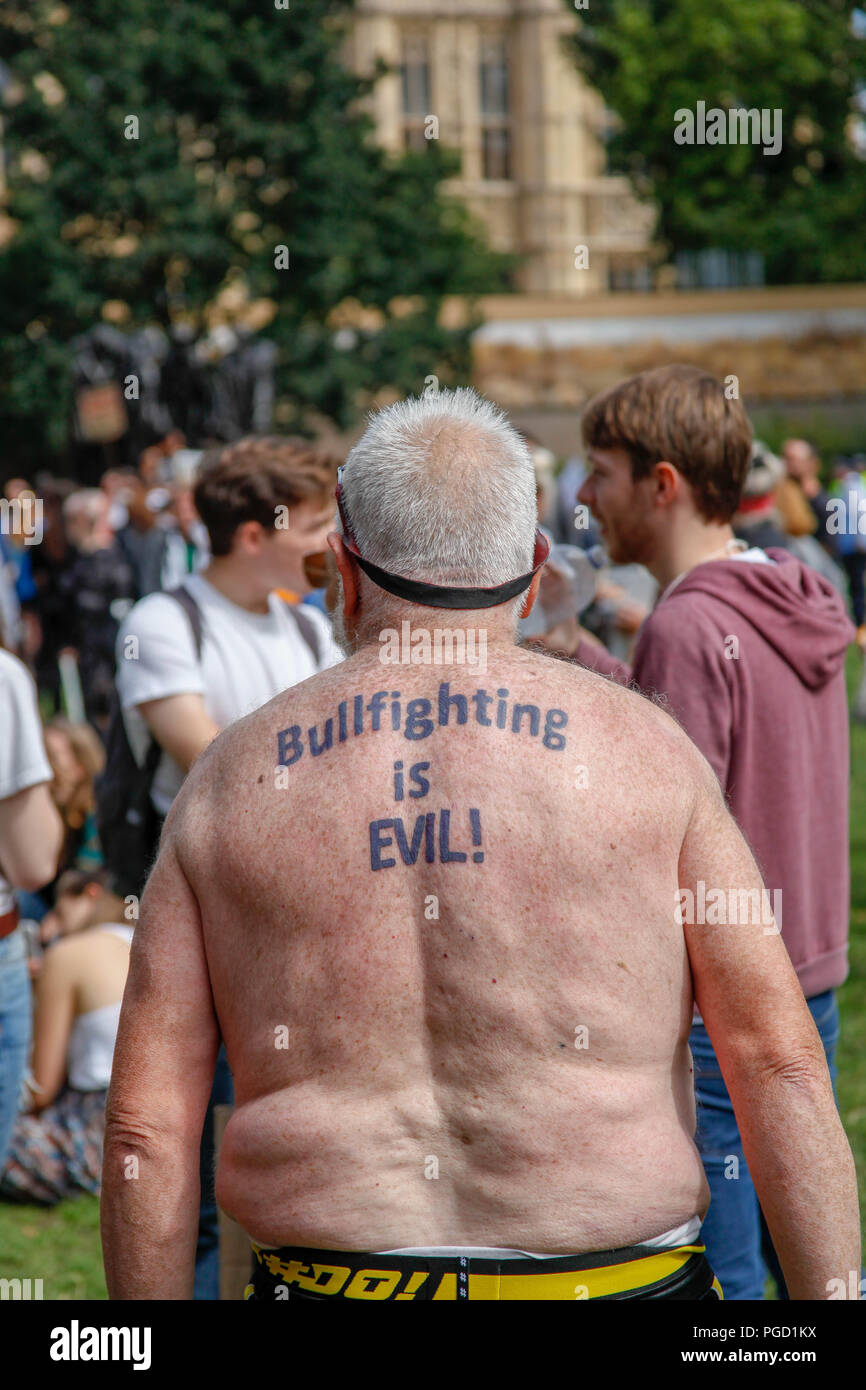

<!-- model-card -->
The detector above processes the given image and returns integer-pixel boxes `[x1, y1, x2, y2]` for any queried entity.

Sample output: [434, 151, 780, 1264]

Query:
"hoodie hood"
[668, 548, 855, 691]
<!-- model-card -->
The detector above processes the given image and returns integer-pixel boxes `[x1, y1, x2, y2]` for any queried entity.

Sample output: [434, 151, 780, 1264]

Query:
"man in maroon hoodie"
[575, 364, 856, 1300]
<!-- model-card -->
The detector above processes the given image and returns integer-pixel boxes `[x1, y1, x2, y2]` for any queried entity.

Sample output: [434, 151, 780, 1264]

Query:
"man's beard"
[606, 512, 654, 568]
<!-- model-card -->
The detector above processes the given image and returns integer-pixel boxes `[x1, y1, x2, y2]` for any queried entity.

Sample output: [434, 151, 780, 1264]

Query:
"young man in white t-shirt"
[0, 649, 63, 1173]
[114, 434, 344, 1299]
[116, 436, 344, 819]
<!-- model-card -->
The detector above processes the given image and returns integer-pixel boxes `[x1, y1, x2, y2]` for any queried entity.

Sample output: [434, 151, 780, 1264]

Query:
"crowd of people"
[0, 367, 862, 1300]
[0, 433, 342, 1296]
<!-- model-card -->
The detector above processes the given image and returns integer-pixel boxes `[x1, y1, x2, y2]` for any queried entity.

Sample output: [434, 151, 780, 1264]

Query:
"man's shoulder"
[515, 647, 708, 826]
[642, 586, 726, 633]
[635, 591, 735, 676]
[121, 586, 194, 633]
[522, 642, 696, 748]
[115, 587, 205, 708]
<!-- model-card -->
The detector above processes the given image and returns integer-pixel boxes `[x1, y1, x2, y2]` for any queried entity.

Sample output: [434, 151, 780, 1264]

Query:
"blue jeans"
[0, 930, 32, 1175]
[193, 1043, 234, 1300]
[16, 890, 49, 923]
[691, 988, 840, 1301]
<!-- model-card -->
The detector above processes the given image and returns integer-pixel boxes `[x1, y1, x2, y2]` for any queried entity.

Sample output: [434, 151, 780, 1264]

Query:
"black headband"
[342, 530, 550, 610]
[336, 465, 550, 610]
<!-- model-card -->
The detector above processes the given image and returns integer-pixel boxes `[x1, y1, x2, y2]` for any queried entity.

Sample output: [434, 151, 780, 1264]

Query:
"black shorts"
[244, 1240, 723, 1301]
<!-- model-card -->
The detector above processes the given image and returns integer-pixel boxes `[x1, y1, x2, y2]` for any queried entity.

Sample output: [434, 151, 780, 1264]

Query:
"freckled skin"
[107, 623, 857, 1302]
[166, 645, 714, 1254]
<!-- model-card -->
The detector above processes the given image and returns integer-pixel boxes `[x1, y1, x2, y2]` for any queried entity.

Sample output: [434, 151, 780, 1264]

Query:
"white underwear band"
[256, 1215, 704, 1259]
[374, 1215, 703, 1260]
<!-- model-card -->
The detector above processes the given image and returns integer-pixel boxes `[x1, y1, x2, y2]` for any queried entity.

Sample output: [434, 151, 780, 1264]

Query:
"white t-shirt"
[0, 649, 53, 915]
[116, 575, 344, 814]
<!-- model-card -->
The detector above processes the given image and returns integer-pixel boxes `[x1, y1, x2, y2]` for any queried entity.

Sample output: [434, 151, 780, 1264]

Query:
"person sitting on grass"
[0, 870, 133, 1206]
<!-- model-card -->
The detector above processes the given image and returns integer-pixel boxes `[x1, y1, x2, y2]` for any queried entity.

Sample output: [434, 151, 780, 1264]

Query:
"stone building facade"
[343, 0, 655, 295]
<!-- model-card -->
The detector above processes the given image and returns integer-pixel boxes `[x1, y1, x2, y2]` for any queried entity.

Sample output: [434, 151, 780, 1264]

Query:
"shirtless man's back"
[187, 646, 706, 1255]
[102, 388, 858, 1300]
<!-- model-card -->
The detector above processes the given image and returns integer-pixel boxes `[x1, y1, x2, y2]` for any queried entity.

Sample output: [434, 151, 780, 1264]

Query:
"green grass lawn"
[2, 652, 866, 1299]
[0, 1187, 105, 1299]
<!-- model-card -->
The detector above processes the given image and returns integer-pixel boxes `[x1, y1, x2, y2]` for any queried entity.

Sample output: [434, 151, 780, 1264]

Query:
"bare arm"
[680, 761, 860, 1300]
[29, 943, 76, 1111]
[137, 693, 220, 773]
[101, 822, 219, 1299]
[0, 782, 63, 892]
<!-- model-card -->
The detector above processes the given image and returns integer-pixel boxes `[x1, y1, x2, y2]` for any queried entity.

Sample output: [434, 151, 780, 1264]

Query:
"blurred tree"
[563, 0, 866, 284]
[0, 0, 511, 471]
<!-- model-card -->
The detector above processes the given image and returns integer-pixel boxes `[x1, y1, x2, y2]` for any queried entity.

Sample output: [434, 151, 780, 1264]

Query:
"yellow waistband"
[248, 1242, 714, 1300]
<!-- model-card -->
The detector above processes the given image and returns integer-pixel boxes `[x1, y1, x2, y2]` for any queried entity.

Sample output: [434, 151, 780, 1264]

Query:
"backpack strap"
[168, 584, 321, 666]
[165, 584, 204, 660]
[286, 602, 322, 666]
[167, 585, 321, 666]
[143, 730, 163, 775]
[138, 585, 204, 774]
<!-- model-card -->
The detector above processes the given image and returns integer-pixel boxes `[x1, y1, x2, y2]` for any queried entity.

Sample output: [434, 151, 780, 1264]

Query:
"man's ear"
[654, 461, 680, 506]
[519, 566, 543, 619]
[233, 519, 265, 554]
[327, 532, 360, 615]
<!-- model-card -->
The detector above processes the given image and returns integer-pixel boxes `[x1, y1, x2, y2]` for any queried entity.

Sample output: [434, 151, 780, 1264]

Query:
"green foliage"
[563, 0, 866, 283]
[0, 0, 511, 469]
[751, 404, 866, 464]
